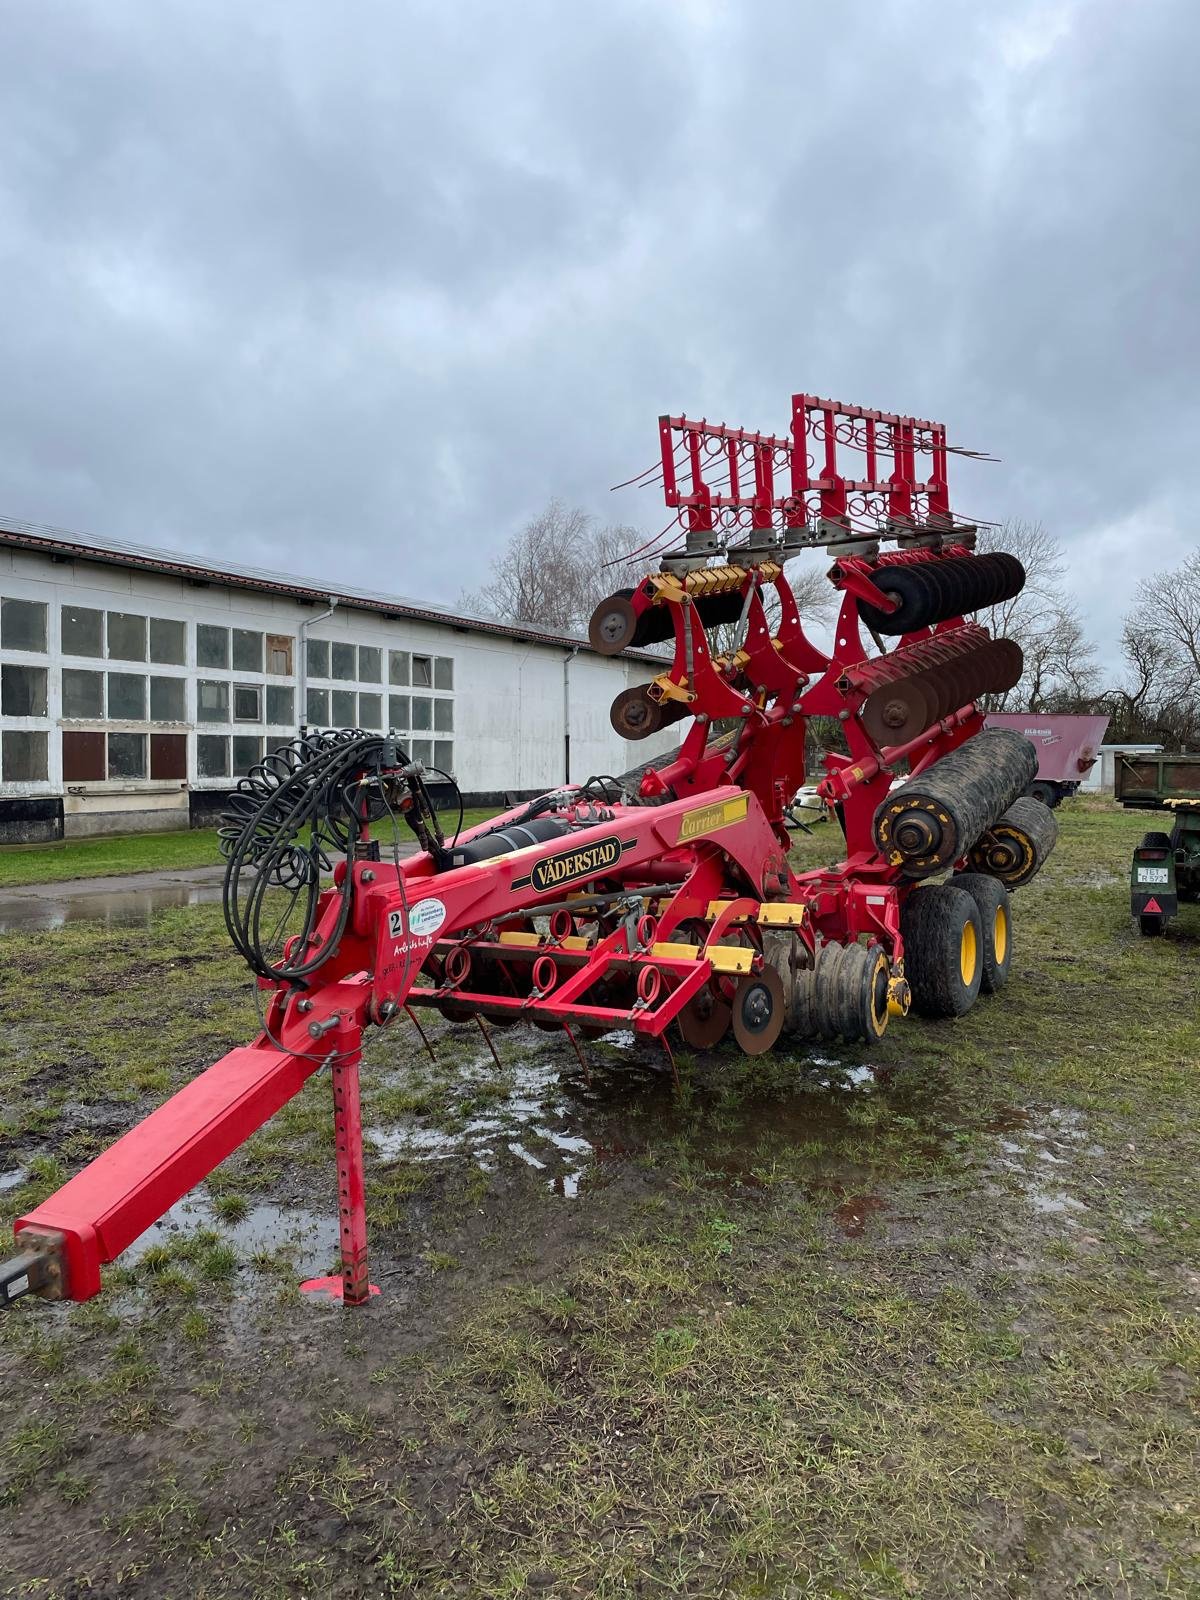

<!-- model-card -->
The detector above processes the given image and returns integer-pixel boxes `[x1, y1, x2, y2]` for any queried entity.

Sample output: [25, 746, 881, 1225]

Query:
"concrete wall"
[0, 544, 676, 836]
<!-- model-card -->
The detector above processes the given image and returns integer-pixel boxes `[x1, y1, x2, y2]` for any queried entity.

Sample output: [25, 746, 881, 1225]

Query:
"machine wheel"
[731, 967, 784, 1056]
[1029, 780, 1060, 809]
[900, 883, 983, 1018]
[1138, 913, 1166, 938]
[951, 873, 1012, 994]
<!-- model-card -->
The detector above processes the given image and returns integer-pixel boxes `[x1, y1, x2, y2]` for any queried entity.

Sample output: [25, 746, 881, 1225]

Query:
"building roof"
[0, 516, 653, 660]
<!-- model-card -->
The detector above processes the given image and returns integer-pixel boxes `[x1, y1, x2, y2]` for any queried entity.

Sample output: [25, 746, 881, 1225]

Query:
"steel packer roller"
[966, 795, 1059, 888]
[4, 388, 1057, 1317]
[872, 727, 1038, 877]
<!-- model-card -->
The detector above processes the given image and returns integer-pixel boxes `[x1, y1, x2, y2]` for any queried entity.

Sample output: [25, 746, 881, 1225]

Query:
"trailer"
[1114, 751, 1200, 935]
[984, 714, 1109, 808]
[2, 389, 1059, 1314]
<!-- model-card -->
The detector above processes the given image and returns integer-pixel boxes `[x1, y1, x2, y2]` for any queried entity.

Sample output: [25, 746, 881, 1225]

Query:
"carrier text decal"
[678, 792, 749, 842]
[512, 835, 635, 893]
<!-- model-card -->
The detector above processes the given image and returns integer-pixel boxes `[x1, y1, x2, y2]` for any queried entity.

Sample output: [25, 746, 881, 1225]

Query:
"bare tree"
[974, 520, 1098, 711]
[459, 500, 641, 633]
[1110, 552, 1200, 745]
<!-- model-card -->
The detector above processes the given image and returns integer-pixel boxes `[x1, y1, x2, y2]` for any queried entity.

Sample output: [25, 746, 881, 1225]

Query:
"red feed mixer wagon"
[2, 391, 1058, 1312]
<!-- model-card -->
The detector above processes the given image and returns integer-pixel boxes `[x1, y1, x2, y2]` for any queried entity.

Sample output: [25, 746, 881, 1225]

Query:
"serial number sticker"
[1136, 867, 1169, 884]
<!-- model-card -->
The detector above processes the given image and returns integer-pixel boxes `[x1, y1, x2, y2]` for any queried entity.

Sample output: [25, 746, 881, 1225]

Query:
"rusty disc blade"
[589, 592, 639, 655]
[731, 966, 784, 1056]
[610, 685, 665, 740]
[676, 987, 732, 1049]
[861, 676, 938, 747]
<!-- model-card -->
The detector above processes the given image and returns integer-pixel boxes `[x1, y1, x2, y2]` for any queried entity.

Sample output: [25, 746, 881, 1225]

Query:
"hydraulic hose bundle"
[872, 727, 1038, 879]
[219, 731, 431, 983]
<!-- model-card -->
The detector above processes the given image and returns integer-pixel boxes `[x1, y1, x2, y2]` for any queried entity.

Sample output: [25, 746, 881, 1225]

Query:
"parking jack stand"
[301, 1019, 380, 1305]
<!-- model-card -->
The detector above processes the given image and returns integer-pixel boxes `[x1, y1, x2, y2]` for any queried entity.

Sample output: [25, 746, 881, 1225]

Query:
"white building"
[0, 522, 671, 843]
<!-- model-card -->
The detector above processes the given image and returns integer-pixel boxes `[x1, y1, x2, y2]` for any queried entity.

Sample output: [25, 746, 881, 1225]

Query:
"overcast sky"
[1, 1, 1196, 674]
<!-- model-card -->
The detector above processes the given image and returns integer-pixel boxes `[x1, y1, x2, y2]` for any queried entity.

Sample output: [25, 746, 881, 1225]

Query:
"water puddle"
[0, 1167, 28, 1192]
[0, 882, 223, 934]
[124, 1190, 341, 1276]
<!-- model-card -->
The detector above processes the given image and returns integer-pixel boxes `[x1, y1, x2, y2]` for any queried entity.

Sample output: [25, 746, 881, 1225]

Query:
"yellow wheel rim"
[993, 905, 1008, 966]
[959, 920, 978, 986]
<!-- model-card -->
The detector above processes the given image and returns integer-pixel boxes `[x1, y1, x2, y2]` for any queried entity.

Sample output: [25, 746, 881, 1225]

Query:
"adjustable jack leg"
[301, 1020, 380, 1305]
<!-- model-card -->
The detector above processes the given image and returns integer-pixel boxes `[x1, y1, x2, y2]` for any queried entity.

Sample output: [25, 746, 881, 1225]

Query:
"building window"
[62, 729, 105, 782]
[358, 645, 382, 683]
[107, 672, 147, 720]
[61, 605, 103, 657]
[266, 634, 293, 675]
[107, 732, 147, 780]
[388, 694, 409, 730]
[232, 735, 263, 775]
[434, 657, 453, 691]
[305, 687, 329, 727]
[434, 740, 454, 773]
[306, 637, 330, 679]
[1, 597, 47, 652]
[266, 685, 294, 726]
[149, 617, 187, 665]
[434, 699, 453, 732]
[1, 663, 47, 716]
[411, 696, 432, 731]
[150, 733, 187, 779]
[358, 692, 382, 729]
[233, 684, 262, 722]
[411, 739, 433, 766]
[389, 650, 409, 686]
[331, 642, 355, 681]
[197, 680, 229, 722]
[150, 677, 187, 722]
[331, 688, 356, 726]
[412, 655, 433, 688]
[232, 629, 263, 673]
[197, 735, 230, 778]
[3, 730, 48, 781]
[62, 668, 104, 719]
[197, 624, 230, 669]
[107, 612, 147, 661]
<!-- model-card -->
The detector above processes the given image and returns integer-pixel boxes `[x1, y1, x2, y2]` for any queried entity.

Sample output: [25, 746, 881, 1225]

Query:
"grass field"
[0, 797, 1197, 1597]
[0, 808, 500, 888]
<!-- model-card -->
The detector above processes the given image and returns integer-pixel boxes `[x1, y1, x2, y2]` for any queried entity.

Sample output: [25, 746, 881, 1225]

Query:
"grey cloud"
[0, 0, 1196, 667]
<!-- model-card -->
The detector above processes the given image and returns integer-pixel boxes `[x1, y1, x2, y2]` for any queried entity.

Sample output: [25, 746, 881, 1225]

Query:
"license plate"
[1136, 866, 1169, 884]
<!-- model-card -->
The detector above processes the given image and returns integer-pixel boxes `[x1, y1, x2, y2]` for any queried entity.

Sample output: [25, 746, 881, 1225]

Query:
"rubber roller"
[589, 587, 748, 655]
[857, 553, 1026, 636]
[609, 684, 691, 740]
[966, 795, 1058, 888]
[872, 727, 1038, 878]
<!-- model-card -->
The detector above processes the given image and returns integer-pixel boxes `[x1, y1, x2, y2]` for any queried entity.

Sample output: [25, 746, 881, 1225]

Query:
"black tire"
[1138, 913, 1165, 938]
[951, 872, 1012, 994]
[1140, 831, 1174, 851]
[1029, 780, 1060, 809]
[900, 883, 983, 1018]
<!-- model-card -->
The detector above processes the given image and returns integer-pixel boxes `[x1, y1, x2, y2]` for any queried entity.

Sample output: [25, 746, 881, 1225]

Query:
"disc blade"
[676, 988, 732, 1048]
[731, 966, 785, 1056]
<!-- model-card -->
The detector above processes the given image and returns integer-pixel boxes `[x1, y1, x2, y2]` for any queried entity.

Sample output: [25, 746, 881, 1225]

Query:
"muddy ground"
[0, 798, 1197, 1598]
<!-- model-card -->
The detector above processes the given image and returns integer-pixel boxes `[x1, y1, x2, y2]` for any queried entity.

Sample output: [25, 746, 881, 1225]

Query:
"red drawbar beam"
[15, 1038, 332, 1300]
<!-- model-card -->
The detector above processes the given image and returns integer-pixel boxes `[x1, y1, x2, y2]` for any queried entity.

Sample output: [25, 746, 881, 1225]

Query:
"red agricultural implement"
[3, 391, 1058, 1312]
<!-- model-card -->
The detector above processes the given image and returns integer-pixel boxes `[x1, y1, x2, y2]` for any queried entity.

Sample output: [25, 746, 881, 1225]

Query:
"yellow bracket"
[650, 941, 701, 962]
[653, 672, 695, 706]
[497, 931, 540, 948]
[708, 945, 754, 975]
[559, 936, 592, 951]
[756, 903, 806, 927]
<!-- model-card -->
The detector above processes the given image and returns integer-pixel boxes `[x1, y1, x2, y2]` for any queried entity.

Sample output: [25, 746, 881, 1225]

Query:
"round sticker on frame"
[407, 897, 448, 938]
